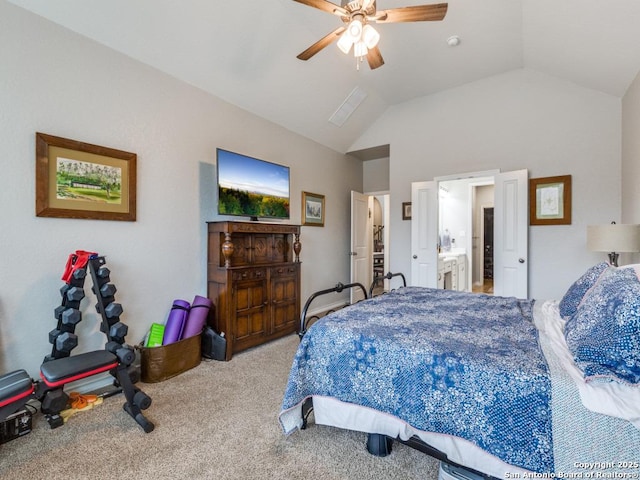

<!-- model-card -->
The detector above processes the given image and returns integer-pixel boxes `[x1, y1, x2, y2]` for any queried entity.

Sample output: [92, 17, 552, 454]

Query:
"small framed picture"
[402, 202, 412, 220]
[529, 175, 572, 225]
[302, 191, 325, 226]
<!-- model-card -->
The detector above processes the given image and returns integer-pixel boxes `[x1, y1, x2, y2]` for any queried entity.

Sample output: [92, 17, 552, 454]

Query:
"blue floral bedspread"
[280, 287, 553, 473]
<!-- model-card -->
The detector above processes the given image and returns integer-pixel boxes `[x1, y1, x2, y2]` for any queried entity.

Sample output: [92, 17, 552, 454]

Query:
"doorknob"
[413, 255, 418, 259]
[519, 258, 525, 263]
[350, 252, 358, 256]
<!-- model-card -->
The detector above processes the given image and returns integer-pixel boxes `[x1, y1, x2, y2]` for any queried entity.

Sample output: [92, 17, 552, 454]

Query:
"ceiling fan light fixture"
[362, 24, 380, 49]
[347, 18, 363, 39]
[353, 40, 368, 58]
[337, 31, 354, 54]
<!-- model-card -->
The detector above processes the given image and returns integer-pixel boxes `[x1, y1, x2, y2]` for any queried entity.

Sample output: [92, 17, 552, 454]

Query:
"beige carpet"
[0, 334, 439, 479]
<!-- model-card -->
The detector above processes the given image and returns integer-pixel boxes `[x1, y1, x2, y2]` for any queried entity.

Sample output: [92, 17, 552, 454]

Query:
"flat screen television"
[216, 148, 290, 220]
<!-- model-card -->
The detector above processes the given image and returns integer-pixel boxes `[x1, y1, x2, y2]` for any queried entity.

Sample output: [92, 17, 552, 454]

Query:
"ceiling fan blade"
[292, 0, 349, 17]
[375, 3, 448, 23]
[297, 26, 347, 61]
[366, 46, 385, 70]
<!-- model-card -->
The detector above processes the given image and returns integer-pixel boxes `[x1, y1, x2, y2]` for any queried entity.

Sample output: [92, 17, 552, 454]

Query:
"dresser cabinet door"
[270, 265, 298, 333]
[232, 269, 267, 350]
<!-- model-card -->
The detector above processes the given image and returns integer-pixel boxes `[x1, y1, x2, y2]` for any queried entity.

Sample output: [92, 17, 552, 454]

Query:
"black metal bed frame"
[368, 271, 407, 298]
[298, 281, 368, 339]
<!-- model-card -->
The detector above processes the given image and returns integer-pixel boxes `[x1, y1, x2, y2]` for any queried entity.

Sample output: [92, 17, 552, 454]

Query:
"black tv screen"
[216, 148, 290, 220]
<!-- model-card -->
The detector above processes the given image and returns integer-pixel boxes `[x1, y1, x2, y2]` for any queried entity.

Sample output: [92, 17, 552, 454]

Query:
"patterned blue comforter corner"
[280, 287, 553, 473]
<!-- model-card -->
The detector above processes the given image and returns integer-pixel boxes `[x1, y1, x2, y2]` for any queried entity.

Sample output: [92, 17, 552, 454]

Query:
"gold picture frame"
[35, 132, 137, 221]
[529, 175, 571, 225]
[301, 191, 325, 227]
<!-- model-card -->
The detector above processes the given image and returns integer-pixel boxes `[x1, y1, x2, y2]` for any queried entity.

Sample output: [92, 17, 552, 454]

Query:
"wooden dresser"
[207, 221, 301, 360]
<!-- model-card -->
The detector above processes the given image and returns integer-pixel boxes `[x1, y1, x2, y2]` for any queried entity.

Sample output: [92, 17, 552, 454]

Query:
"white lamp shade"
[337, 32, 353, 54]
[353, 41, 368, 58]
[347, 19, 363, 40]
[587, 224, 640, 252]
[362, 24, 380, 49]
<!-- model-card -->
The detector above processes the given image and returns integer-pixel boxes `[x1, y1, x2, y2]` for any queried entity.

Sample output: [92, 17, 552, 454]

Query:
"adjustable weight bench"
[0, 370, 35, 421]
[1, 349, 153, 433]
[36, 349, 153, 432]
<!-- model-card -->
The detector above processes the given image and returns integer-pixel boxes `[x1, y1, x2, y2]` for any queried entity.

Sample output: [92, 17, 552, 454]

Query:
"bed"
[279, 264, 640, 478]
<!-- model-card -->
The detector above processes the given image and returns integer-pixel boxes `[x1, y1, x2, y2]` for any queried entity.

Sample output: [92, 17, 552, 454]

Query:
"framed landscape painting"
[35, 132, 137, 221]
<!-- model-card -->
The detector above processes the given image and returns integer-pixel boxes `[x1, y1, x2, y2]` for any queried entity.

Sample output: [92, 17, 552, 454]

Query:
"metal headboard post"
[368, 271, 407, 298]
[298, 281, 368, 339]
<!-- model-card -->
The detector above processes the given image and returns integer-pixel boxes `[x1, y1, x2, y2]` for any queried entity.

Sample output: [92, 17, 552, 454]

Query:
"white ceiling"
[8, 0, 640, 154]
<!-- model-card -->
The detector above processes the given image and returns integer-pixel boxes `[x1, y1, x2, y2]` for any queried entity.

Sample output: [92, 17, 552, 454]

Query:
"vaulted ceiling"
[8, 0, 640, 153]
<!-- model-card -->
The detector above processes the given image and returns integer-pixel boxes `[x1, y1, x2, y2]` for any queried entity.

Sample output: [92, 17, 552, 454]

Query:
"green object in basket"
[146, 323, 165, 347]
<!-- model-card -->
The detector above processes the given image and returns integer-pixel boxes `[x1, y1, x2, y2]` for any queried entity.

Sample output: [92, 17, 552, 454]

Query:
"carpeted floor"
[0, 334, 440, 479]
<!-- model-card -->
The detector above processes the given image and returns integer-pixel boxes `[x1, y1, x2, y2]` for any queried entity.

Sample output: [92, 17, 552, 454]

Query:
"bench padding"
[40, 350, 118, 387]
[0, 369, 33, 408]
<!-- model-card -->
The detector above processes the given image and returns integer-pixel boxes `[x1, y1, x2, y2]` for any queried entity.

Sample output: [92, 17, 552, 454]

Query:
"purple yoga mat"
[162, 299, 190, 345]
[182, 295, 212, 339]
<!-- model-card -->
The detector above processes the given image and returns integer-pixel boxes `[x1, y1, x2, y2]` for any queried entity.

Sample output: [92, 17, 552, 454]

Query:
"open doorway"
[371, 195, 389, 296]
[350, 192, 390, 300]
[476, 206, 494, 294]
[438, 177, 494, 294]
[471, 184, 495, 294]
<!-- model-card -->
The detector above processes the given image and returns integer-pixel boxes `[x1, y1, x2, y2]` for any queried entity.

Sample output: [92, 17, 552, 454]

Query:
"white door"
[350, 191, 372, 303]
[493, 169, 528, 298]
[411, 181, 438, 288]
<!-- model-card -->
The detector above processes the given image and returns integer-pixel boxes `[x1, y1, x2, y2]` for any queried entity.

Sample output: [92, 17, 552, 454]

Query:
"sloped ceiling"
[7, 0, 640, 153]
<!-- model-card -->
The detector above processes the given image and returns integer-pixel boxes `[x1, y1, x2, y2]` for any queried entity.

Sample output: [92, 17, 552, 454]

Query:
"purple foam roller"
[182, 295, 212, 339]
[162, 299, 190, 345]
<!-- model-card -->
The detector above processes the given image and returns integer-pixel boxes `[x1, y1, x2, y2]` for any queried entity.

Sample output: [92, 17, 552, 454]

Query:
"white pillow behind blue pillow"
[564, 265, 640, 385]
[558, 262, 609, 320]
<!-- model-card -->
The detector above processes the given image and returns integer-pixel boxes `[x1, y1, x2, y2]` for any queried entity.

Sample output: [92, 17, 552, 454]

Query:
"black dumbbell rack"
[47, 256, 128, 362]
[39, 254, 154, 432]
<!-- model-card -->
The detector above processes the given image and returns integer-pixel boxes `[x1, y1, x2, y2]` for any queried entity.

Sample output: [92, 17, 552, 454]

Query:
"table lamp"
[586, 222, 640, 266]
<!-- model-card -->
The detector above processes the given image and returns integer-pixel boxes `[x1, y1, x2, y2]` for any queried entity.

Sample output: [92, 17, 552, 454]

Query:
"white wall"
[350, 69, 622, 300]
[363, 157, 389, 193]
[622, 71, 640, 226]
[0, 2, 362, 376]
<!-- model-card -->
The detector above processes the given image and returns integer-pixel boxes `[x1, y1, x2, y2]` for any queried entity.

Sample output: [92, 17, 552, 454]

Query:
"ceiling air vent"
[329, 86, 368, 127]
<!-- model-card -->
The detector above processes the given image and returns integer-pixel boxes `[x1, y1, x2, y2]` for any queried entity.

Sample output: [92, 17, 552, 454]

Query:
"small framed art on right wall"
[529, 175, 572, 225]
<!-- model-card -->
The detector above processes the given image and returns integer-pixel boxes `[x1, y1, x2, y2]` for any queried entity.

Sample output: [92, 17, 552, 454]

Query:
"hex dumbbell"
[40, 389, 69, 415]
[54, 305, 66, 321]
[71, 268, 86, 281]
[97, 266, 110, 279]
[49, 328, 61, 345]
[61, 308, 82, 330]
[55, 332, 78, 353]
[109, 322, 128, 343]
[100, 283, 117, 298]
[66, 286, 85, 302]
[104, 302, 123, 318]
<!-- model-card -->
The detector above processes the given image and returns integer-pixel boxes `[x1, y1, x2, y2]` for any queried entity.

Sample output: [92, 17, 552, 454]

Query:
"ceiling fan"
[294, 0, 448, 69]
